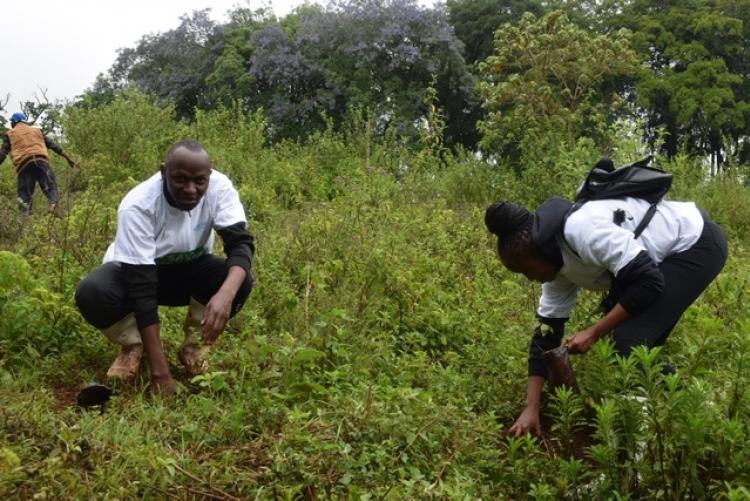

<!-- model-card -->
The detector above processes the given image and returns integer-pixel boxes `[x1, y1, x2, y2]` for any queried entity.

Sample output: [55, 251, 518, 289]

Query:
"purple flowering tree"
[82, 1, 479, 147]
[247, 0, 479, 145]
[105, 10, 221, 118]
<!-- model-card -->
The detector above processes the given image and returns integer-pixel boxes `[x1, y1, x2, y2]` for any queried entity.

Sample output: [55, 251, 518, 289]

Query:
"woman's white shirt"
[537, 197, 704, 318]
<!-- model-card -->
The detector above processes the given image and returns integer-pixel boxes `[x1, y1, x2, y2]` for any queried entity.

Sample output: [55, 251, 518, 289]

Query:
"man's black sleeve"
[44, 135, 65, 155]
[614, 250, 664, 315]
[528, 316, 567, 378]
[121, 263, 159, 329]
[217, 222, 254, 274]
[0, 134, 9, 164]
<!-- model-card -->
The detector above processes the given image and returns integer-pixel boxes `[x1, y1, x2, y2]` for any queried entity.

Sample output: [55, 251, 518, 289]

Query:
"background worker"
[0, 112, 78, 215]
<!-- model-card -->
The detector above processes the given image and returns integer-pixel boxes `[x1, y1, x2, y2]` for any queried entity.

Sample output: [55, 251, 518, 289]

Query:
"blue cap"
[10, 112, 26, 123]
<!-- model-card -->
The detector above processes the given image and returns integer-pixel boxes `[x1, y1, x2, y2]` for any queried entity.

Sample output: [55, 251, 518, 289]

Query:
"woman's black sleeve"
[614, 250, 664, 315]
[528, 316, 567, 378]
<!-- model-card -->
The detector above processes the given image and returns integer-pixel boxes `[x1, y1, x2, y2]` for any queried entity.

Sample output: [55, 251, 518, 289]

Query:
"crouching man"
[75, 140, 254, 394]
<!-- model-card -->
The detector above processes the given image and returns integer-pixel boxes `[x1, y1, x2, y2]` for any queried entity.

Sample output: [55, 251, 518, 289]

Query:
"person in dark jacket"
[75, 140, 255, 394]
[0, 112, 78, 215]
[485, 196, 727, 436]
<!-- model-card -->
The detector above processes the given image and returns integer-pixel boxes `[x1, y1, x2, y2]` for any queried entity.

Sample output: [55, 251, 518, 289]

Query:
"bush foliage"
[1, 95, 749, 499]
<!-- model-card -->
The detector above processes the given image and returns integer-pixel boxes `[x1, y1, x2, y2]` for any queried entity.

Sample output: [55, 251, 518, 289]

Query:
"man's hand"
[564, 326, 600, 354]
[507, 405, 542, 437]
[149, 373, 177, 395]
[140, 324, 176, 395]
[202, 290, 233, 345]
[67, 158, 79, 169]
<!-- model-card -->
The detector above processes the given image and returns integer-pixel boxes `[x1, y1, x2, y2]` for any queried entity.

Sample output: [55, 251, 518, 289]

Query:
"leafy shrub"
[0, 94, 748, 499]
[0, 252, 81, 364]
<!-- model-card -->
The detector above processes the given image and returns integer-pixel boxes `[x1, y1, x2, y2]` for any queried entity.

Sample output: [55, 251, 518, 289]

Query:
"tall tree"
[204, 7, 275, 110]
[597, 0, 750, 165]
[79, 0, 478, 148]
[478, 11, 640, 160]
[446, 0, 545, 65]
[107, 10, 221, 119]
[246, 0, 480, 145]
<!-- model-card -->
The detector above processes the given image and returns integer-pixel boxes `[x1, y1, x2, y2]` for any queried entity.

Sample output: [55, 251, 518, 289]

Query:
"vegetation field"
[3, 0, 750, 498]
[0, 97, 748, 499]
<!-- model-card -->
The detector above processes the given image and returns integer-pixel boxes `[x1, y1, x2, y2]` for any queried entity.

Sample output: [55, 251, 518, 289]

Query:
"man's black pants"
[75, 255, 254, 330]
[17, 158, 59, 214]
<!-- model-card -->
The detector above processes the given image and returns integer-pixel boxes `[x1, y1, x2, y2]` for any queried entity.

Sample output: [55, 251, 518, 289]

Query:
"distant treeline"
[24, 0, 750, 167]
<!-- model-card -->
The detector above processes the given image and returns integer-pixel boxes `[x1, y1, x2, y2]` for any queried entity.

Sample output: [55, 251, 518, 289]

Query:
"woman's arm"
[508, 376, 545, 436]
[512, 317, 566, 436]
[565, 303, 631, 353]
[565, 250, 663, 354]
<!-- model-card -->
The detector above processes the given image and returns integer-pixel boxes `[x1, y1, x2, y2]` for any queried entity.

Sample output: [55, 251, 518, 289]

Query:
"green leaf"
[291, 348, 326, 366]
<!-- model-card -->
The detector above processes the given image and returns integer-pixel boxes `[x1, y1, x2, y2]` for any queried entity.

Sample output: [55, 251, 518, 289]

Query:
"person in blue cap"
[0, 112, 78, 215]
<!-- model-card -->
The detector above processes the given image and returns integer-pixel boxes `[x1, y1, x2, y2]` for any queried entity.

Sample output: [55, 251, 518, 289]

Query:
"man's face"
[161, 147, 212, 211]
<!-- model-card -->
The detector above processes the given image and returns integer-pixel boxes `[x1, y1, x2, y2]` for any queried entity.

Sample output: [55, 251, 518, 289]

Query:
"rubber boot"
[178, 299, 209, 376]
[102, 313, 143, 381]
[48, 203, 62, 218]
[18, 197, 31, 216]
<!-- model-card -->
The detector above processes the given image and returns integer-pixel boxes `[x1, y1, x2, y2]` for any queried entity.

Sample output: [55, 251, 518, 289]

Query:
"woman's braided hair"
[484, 201, 535, 258]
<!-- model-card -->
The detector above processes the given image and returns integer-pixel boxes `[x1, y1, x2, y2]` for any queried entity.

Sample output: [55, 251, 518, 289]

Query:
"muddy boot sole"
[178, 343, 209, 376]
[106, 344, 144, 381]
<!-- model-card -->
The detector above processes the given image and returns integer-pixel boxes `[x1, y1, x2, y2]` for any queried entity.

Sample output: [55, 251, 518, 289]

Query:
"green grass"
[2, 101, 750, 498]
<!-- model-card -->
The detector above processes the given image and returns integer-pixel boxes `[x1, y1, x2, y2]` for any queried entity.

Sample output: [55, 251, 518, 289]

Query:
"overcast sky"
[0, 0, 312, 115]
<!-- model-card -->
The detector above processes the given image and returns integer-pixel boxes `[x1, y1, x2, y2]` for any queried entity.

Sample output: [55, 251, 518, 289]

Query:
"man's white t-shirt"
[103, 170, 246, 266]
[537, 197, 704, 318]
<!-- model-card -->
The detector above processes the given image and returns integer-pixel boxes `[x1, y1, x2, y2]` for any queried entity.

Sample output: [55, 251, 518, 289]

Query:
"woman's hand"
[565, 304, 631, 354]
[564, 326, 600, 354]
[507, 405, 542, 437]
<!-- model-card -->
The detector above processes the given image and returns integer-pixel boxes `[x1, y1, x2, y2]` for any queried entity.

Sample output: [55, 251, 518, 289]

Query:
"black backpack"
[571, 157, 672, 238]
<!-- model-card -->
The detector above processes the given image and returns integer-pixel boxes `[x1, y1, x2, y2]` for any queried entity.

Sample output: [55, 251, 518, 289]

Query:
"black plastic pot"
[77, 382, 113, 410]
[542, 346, 579, 392]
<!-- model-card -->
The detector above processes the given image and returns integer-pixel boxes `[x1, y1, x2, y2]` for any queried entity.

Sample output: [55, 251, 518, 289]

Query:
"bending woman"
[484, 196, 727, 436]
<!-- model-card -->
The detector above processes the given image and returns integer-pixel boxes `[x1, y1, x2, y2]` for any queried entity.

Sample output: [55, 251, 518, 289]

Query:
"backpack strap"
[633, 202, 658, 239]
